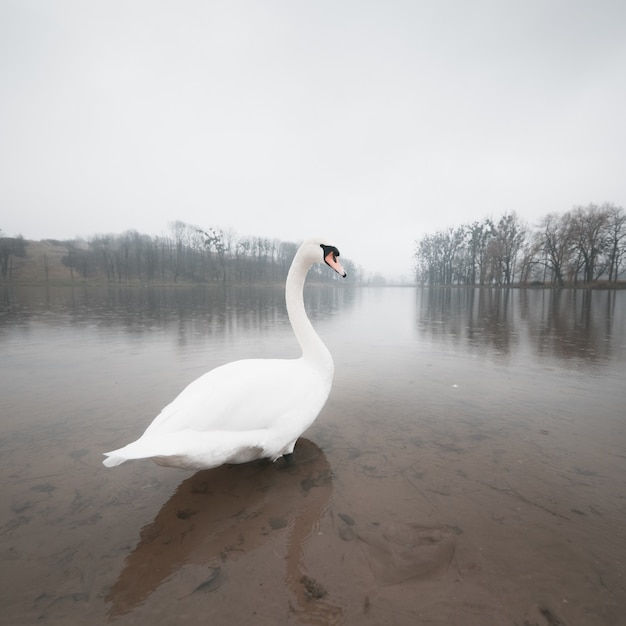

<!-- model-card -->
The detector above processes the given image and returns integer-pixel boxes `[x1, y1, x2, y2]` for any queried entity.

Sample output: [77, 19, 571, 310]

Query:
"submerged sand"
[2, 398, 624, 626]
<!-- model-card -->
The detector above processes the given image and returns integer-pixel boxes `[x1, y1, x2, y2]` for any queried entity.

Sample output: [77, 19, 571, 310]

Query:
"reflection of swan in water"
[106, 439, 342, 623]
[106, 440, 457, 623]
[103, 239, 346, 470]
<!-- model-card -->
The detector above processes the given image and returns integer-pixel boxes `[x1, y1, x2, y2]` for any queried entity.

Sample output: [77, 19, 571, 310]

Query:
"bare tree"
[464, 219, 494, 285]
[568, 204, 611, 284]
[414, 227, 466, 285]
[604, 203, 626, 282]
[532, 212, 574, 286]
[486, 213, 526, 285]
[198, 227, 228, 282]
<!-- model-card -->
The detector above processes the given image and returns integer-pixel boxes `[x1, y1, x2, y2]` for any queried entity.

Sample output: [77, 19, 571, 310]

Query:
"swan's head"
[297, 237, 347, 278]
[321, 243, 347, 278]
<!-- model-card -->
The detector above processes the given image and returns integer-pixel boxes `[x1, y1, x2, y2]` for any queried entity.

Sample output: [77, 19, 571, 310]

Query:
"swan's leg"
[278, 439, 298, 467]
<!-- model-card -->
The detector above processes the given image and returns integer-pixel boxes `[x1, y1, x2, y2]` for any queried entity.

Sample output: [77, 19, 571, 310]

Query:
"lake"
[1, 284, 625, 625]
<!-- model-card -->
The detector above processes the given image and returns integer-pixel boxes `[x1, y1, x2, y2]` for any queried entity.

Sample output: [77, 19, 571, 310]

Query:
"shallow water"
[1, 285, 625, 625]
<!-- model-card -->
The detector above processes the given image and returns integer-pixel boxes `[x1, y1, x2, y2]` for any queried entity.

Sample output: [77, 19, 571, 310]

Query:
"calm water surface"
[1, 285, 625, 625]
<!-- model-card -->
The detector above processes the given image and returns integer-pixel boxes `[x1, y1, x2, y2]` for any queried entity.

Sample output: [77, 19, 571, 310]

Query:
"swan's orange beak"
[325, 251, 347, 278]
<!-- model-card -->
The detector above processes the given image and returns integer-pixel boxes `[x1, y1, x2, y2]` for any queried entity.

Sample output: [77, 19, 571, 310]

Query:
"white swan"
[103, 237, 346, 471]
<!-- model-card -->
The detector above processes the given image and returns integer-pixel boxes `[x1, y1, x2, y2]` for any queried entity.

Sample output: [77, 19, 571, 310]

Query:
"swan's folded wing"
[143, 357, 330, 436]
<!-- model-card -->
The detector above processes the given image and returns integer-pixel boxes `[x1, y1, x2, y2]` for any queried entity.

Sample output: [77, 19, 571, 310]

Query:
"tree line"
[0, 222, 361, 284]
[414, 203, 626, 286]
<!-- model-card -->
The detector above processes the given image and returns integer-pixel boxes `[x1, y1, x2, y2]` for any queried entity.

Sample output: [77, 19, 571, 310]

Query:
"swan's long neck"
[285, 250, 333, 373]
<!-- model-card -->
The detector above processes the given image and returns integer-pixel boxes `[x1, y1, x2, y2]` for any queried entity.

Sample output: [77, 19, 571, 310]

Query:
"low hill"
[1, 240, 75, 284]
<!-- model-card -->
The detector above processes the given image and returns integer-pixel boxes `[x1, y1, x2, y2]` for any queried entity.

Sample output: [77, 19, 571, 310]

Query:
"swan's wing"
[143, 357, 331, 436]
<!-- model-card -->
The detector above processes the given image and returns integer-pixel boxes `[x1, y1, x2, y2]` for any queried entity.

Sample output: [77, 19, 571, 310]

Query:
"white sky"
[1, 0, 625, 279]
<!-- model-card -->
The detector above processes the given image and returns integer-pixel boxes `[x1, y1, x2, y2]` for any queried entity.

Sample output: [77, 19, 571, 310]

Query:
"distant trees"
[414, 203, 626, 286]
[531, 203, 626, 286]
[58, 222, 359, 285]
[0, 232, 27, 280]
[415, 227, 464, 286]
[415, 213, 527, 286]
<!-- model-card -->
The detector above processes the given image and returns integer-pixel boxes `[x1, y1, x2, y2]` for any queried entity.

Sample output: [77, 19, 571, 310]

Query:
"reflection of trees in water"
[0, 285, 355, 346]
[520, 288, 622, 364]
[417, 287, 624, 364]
[417, 287, 517, 356]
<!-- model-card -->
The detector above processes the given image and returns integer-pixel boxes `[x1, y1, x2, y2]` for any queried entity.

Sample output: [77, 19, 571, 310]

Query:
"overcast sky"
[1, 0, 624, 278]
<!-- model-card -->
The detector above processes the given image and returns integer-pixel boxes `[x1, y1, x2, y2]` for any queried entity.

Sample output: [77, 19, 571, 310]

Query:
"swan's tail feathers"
[102, 454, 127, 467]
[102, 441, 150, 468]
[101, 429, 272, 471]
[102, 438, 167, 468]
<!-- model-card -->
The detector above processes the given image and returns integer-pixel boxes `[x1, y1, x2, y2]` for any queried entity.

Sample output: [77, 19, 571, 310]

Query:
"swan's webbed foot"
[282, 452, 295, 466]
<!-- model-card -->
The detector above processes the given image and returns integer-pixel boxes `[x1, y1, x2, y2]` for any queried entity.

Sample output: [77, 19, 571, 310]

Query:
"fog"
[1, 0, 625, 277]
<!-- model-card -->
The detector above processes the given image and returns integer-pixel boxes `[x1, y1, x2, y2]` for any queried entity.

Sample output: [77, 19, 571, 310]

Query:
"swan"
[103, 237, 346, 471]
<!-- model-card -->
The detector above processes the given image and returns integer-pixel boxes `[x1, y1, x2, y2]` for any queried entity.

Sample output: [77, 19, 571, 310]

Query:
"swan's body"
[103, 238, 346, 470]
